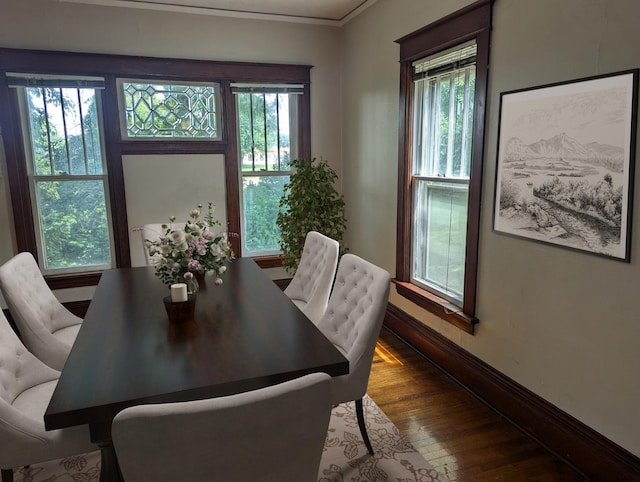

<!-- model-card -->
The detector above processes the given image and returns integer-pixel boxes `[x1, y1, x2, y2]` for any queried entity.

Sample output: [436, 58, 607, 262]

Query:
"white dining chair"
[0, 252, 82, 371]
[112, 372, 333, 482]
[141, 222, 186, 266]
[0, 310, 96, 482]
[316, 253, 391, 455]
[284, 231, 340, 325]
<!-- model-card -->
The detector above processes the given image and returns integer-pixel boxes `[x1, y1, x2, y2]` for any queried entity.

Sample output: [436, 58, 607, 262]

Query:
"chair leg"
[1, 469, 13, 482]
[355, 398, 374, 455]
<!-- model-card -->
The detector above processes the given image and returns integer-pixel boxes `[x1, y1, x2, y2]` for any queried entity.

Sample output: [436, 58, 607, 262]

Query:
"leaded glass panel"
[120, 81, 221, 139]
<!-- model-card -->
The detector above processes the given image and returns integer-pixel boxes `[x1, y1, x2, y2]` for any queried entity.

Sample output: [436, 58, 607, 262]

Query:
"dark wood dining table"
[44, 258, 349, 482]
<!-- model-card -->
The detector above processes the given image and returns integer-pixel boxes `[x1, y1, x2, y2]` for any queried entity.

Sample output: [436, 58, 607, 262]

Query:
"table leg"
[96, 439, 124, 482]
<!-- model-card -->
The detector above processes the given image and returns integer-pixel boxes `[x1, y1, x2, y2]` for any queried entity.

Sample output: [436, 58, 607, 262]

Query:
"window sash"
[31, 178, 113, 273]
[412, 63, 475, 180]
[411, 179, 469, 305]
[236, 90, 298, 175]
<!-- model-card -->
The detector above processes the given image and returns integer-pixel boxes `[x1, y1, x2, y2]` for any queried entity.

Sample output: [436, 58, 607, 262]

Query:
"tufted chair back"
[316, 253, 390, 455]
[0, 252, 82, 371]
[317, 253, 391, 403]
[113, 372, 333, 482]
[284, 231, 339, 325]
[0, 310, 95, 478]
[141, 223, 186, 266]
[0, 311, 57, 408]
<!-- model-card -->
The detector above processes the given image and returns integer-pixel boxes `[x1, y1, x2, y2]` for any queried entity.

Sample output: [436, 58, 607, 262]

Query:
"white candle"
[170, 283, 188, 302]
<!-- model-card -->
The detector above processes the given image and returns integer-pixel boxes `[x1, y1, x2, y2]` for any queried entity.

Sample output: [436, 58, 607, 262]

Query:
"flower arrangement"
[144, 203, 234, 290]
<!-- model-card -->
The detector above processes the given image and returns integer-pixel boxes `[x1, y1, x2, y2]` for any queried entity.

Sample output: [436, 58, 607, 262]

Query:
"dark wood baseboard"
[384, 303, 640, 481]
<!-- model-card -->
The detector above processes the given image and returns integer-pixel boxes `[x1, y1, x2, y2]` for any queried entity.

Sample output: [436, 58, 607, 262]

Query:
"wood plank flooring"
[367, 327, 588, 481]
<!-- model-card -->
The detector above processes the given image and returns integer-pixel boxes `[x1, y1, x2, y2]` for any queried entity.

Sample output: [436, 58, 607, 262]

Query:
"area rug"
[15, 395, 444, 482]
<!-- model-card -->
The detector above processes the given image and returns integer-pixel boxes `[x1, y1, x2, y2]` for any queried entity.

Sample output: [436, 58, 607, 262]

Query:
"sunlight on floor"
[374, 343, 404, 365]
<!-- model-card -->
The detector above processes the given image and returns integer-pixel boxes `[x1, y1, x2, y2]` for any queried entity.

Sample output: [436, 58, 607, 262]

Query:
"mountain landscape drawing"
[494, 71, 634, 260]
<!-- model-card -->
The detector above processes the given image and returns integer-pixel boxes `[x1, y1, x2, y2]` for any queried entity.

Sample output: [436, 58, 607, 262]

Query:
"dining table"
[44, 258, 349, 482]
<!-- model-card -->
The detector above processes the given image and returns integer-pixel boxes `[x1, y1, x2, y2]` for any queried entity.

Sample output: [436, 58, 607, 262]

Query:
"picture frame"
[493, 69, 639, 261]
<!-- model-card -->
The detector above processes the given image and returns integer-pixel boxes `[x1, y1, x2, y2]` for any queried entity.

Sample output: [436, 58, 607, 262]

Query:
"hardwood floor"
[367, 327, 588, 481]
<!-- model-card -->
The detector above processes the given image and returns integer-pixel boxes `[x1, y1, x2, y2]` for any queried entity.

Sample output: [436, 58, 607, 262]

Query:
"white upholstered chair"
[140, 222, 186, 266]
[284, 231, 339, 325]
[0, 252, 82, 371]
[112, 372, 333, 482]
[316, 253, 391, 455]
[0, 310, 96, 482]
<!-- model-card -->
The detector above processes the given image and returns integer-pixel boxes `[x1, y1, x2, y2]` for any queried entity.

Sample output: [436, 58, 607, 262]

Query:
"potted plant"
[277, 158, 347, 272]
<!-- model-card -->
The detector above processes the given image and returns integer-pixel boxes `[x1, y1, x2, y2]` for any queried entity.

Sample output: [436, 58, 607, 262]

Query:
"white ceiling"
[58, 0, 379, 25]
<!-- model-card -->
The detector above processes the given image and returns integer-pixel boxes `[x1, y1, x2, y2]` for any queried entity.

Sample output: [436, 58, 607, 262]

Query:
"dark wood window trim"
[0, 49, 310, 288]
[394, 0, 492, 334]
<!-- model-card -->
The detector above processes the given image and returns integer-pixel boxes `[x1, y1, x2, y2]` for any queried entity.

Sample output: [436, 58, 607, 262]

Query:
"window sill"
[392, 280, 478, 335]
[252, 256, 284, 269]
[45, 272, 103, 290]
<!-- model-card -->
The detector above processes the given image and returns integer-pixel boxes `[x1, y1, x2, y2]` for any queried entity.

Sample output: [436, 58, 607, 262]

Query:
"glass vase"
[185, 277, 199, 295]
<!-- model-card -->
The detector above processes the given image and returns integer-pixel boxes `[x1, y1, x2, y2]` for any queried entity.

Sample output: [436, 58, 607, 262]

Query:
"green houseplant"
[277, 158, 347, 273]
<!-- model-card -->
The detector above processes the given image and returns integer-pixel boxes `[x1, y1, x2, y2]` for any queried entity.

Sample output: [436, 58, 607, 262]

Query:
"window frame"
[12, 81, 115, 275]
[0, 49, 311, 288]
[394, 0, 493, 334]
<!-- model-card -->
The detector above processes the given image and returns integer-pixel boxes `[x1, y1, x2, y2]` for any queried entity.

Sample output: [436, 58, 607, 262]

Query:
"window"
[0, 49, 311, 286]
[411, 43, 476, 303]
[233, 84, 302, 256]
[117, 79, 221, 140]
[395, 0, 492, 334]
[9, 74, 114, 274]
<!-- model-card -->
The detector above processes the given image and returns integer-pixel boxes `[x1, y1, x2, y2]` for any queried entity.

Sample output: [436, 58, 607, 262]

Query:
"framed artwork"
[493, 69, 638, 261]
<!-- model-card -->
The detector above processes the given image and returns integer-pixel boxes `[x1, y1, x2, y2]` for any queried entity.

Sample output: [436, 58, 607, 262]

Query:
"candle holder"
[163, 294, 197, 323]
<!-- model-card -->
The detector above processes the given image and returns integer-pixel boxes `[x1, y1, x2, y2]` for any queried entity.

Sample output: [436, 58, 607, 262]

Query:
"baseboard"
[384, 303, 640, 481]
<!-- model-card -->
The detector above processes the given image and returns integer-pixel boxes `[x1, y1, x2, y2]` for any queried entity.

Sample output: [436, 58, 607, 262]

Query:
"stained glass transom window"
[118, 80, 221, 139]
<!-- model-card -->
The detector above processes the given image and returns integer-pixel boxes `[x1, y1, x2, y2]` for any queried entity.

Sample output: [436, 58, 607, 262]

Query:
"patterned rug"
[15, 395, 445, 482]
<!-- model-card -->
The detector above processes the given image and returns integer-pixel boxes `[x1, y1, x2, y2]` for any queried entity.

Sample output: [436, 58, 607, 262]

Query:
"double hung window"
[411, 43, 476, 304]
[233, 84, 302, 256]
[395, 0, 491, 333]
[9, 74, 113, 274]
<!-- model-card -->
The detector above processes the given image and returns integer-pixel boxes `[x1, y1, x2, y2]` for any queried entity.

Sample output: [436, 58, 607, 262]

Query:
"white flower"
[188, 225, 202, 237]
[170, 229, 186, 244]
[210, 243, 223, 258]
[219, 265, 226, 274]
